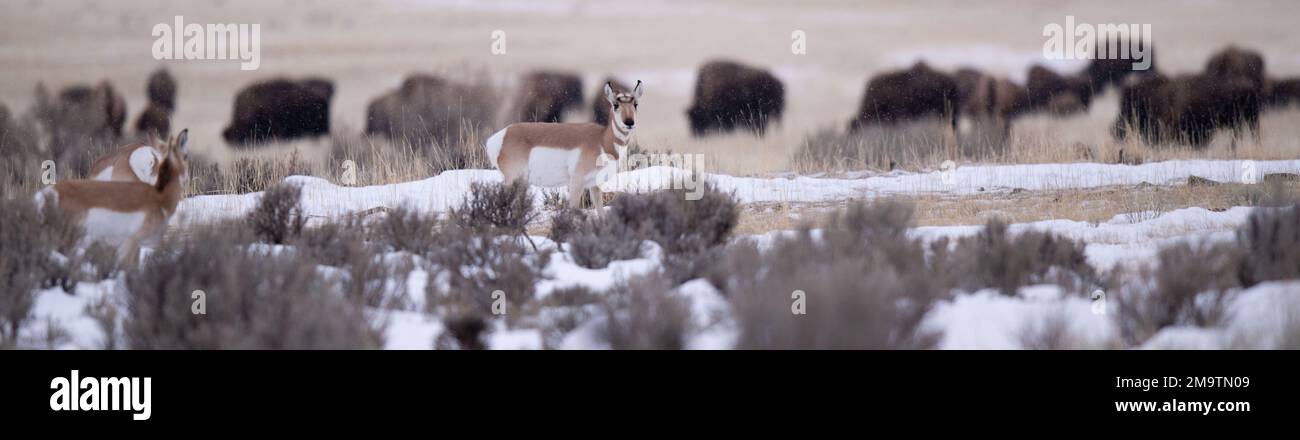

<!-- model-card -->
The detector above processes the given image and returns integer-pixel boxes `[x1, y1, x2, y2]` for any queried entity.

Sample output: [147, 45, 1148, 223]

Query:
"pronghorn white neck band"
[613, 125, 632, 143]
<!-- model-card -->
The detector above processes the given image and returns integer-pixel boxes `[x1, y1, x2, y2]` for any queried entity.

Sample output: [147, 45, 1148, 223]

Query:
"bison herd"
[4, 43, 1300, 170]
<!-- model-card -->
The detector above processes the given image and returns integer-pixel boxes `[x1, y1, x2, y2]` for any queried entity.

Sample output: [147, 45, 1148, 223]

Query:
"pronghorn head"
[160, 128, 190, 192]
[605, 80, 643, 132]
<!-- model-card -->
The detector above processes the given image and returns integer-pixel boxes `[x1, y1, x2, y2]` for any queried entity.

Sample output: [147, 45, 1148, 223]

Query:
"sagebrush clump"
[559, 185, 738, 278]
[248, 182, 307, 244]
[932, 219, 1097, 296]
[425, 223, 552, 325]
[122, 225, 384, 349]
[451, 180, 536, 233]
[1237, 203, 1300, 287]
[0, 197, 83, 348]
[722, 200, 941, 349]
[1112, 242, 1243, 346]
[597, 274, 693, 350]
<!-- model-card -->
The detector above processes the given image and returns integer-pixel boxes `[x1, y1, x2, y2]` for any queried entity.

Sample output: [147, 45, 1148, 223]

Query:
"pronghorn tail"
[485, 127, 507, 169]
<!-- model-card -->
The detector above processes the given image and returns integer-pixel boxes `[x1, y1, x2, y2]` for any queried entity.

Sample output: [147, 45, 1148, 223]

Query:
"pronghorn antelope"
[87, 133, 172, 185]
[486, 80, 642, 209]
[37, 129, 189, 264]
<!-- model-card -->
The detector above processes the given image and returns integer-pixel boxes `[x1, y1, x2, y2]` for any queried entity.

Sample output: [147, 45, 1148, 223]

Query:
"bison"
[1265, 77, 1300, 109]
[1113, 73, 1260, 148]
[365, 74, 498, 147]
[0, 102, 37, 154]
[512, 71, 582, 123]
[1083, 39, 1157, 92]
[686, 60, 785, 137]
[223, 77, 333, 145]
[955, 68, 1030, 137]
[592, 78, 631, 126]
[1205, 46, 1266, 92]
[33, 80, 127, 151]
[1026, 65, 1093, 115]
[848, 62, 958, 133]
[134, 68, 176, 138]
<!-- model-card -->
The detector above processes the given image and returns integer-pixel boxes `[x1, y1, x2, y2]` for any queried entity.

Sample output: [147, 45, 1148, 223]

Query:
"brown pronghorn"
[37, 129, 189, 263]
[87, 133, 172, 185]
[486, 81, 642, 209]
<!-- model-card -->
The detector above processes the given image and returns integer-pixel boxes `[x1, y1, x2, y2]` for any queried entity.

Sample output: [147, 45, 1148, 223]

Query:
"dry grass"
[791, 104, 1300, 176]
[733, 179, 1300, 235]
[5, 0, 1299, 179]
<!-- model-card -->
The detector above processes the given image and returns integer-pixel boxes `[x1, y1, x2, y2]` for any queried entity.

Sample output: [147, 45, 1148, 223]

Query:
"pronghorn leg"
[588, 186, 604, 211]
[567, 179, 585, 209]
[118, 237, 142, 269]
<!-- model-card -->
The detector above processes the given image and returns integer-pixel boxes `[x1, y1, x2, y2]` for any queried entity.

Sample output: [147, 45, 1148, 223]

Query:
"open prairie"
[3, 0, 1300, 354]
[4, 0, 1300, 173]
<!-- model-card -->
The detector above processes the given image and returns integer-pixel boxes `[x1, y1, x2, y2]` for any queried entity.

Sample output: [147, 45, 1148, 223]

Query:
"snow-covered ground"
[30, 201, 1300, 350]
[172, 159, 1300, 227]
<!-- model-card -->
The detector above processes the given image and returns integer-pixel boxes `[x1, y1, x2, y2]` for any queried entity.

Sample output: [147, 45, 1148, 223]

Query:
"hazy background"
[3, 0, 1298, 174]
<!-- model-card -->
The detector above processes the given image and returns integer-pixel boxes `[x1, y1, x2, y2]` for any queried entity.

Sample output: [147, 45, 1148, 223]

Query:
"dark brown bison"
[512, 71, 582, 123]
[1083, 39, 1157, 92]
[1205, 46, 1266, 91]
[687, 60, 785, 136]
[365, 74, 498, 147]
[134, 68, 176, 138]
[1265, 77, 1300, 108]
[592, 78, 631, 126]
[1026, 65, 1092, 115]
[849, 62, 958, 133]
[0, 102, 36, 153]
[33, 80, 127, 150]
[145, 67, 177, 110]
[1113, 73, 1260, 148]
[955, 68, 1030, 137]
[223, 77, 333, 145]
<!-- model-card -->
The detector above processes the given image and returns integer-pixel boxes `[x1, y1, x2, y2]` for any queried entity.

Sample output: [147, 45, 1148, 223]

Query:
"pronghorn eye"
[633, 103, 638, 109]
[613, 104, 620, 110]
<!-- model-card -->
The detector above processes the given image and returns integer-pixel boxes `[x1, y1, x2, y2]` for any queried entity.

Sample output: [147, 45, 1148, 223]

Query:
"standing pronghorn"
[37, 129, 189, 264]
[486, 80, 642, 209]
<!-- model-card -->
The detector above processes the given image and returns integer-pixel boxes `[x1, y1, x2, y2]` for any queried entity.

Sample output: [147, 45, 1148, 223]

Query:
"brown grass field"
[3, 0, 1300, 229]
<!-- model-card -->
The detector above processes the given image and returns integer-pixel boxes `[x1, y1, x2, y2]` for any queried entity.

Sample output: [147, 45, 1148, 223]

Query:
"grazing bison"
[513, 71, 582, 123]
[134, 68, 176, 138]
[223, 77, 333, 145]
[848, 62, 958, 133]
[955, 68, 1030, 136]
[686, 60, 785, 136]
[1265, 77, 1300, 108]
[1083, 39, 1157, 92]
[1205, 46, 1266, 91]
[0, 102, 37, 153]
[1026, 65, 1092, 115]
[592, 78, 631, 126]
[33, 80, 127, 151]
[1113, 73, 1260, 148]
[365, 73, 498, 147]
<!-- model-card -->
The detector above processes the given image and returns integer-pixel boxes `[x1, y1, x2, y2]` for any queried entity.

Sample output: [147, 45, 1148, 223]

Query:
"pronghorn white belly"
[82, 208, 147, 246]
[526, 147, 581, 187]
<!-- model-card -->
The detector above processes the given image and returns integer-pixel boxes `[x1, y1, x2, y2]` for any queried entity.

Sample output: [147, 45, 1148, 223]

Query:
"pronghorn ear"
[604, 82, 616, 106]
[633, 80, 643, 99]
[174, 128, 189, 158]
